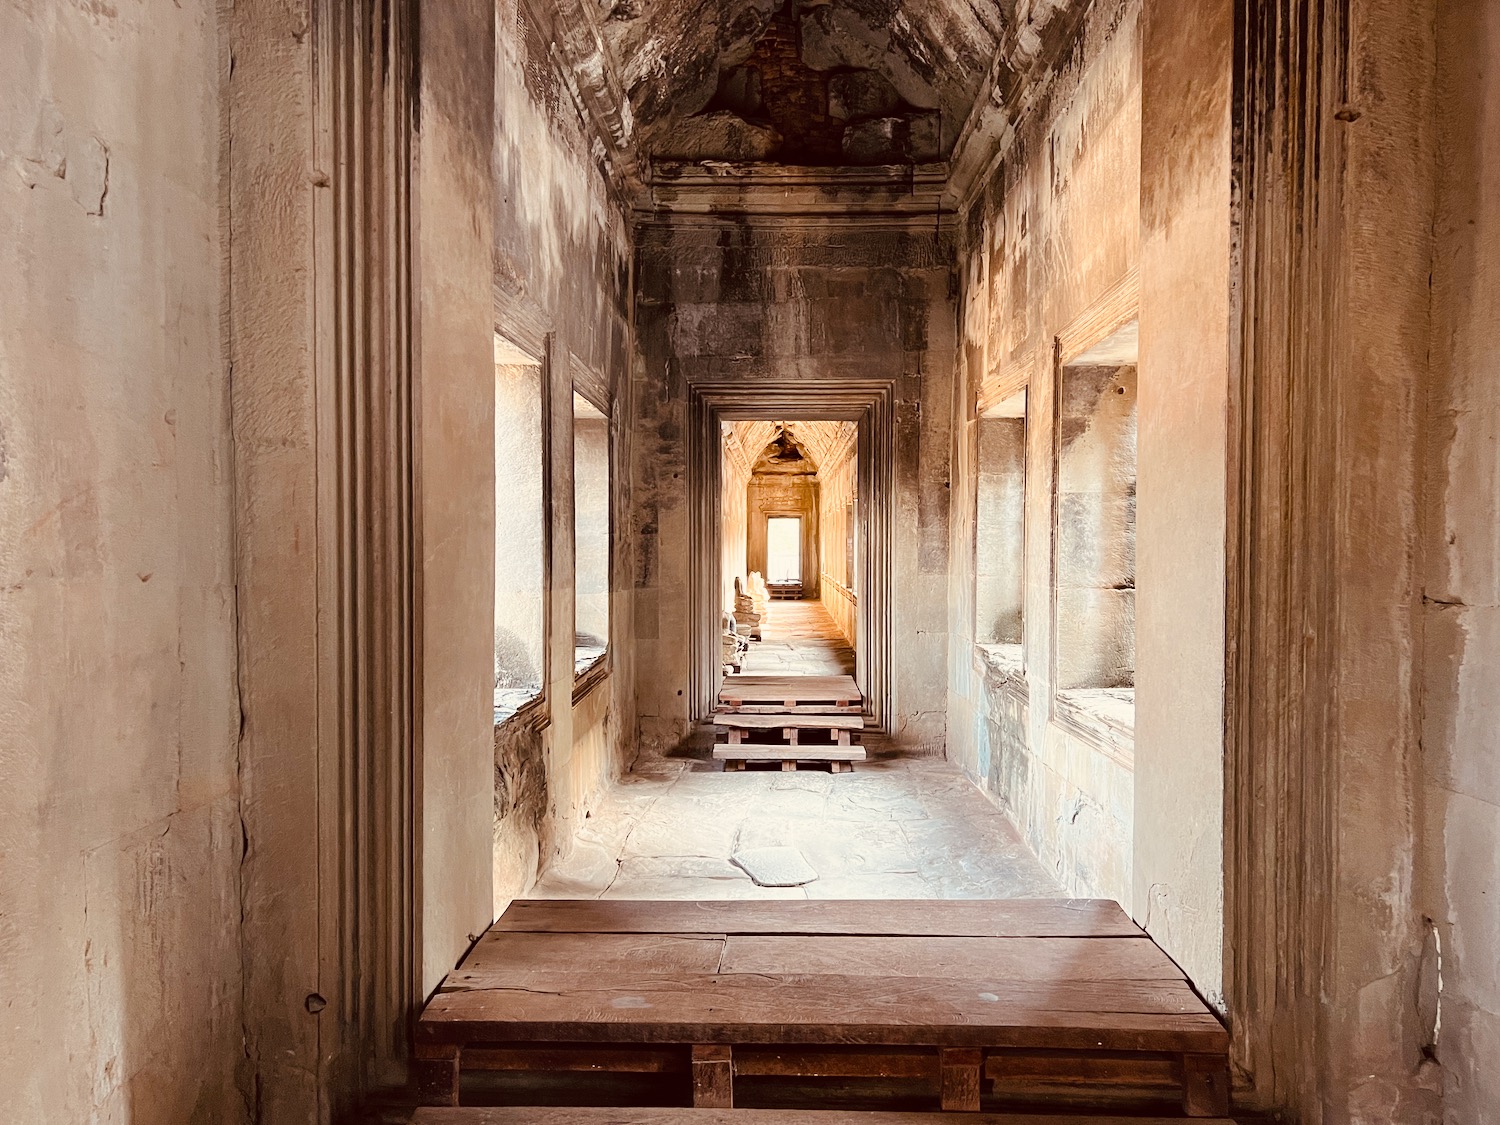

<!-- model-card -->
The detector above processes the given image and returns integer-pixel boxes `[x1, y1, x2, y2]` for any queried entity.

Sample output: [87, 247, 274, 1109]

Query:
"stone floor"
[741, 599, 856, 677]
[531, 752, 1063, 901]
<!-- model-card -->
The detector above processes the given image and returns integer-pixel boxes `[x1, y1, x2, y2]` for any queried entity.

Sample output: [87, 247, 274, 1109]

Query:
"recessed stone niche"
[1055, 363, 1137, 692]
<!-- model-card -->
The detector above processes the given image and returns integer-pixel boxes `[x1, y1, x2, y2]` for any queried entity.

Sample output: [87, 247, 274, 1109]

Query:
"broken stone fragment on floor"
[731, 845, 818, 888]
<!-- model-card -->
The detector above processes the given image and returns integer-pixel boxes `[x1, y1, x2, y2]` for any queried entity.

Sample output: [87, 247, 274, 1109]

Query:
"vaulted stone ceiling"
[725, 420, 857, 474]
[603, 0, 1010, 164]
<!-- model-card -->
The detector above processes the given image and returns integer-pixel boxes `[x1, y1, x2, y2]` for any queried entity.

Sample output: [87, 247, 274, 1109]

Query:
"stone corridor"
[531, 754, 1061, 902]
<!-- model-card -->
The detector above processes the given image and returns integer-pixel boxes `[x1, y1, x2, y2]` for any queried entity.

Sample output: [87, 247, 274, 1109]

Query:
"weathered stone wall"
[721, 427, 753, 611]
[817, 437, 858, 644]
[1421, 2, 1500, 1120]
[632, 219, 954, 752]
[573, 408, 612, 643]
[492, 0, 638, 904]
[419, 0, 500, 999]
[1056, 363, 1137, 691]
[948, 0, 1141, 909]
[1133, 0, 1230, 1012]
[973, 414, 1025, 646]
[494, 360, 547, 695]
[0, 2, 243, 1121]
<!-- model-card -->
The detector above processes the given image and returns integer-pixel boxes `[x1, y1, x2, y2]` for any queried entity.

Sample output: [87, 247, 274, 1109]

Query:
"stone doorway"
[720, 419, 861, 683]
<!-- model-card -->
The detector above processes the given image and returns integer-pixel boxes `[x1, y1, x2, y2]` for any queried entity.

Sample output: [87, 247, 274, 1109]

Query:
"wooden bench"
[412, 1110, 1236, 1123]
[414, 900, 1231, 1117]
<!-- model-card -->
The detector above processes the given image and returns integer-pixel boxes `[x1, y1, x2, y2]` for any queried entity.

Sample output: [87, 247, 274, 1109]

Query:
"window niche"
[573, 390, 611, 678]
[975, 388, 1027, 677]
[493, 335, 546, 724]
[1053, 319, 1137, 745]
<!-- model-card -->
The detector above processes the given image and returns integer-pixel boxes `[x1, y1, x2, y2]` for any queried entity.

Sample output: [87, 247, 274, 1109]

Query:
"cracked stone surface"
[731, 846, 819, 887]
[530, 753, 1064, 901]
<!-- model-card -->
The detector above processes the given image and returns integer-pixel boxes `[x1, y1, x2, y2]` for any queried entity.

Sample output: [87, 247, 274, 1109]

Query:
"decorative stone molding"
[311, 0, 421, 1101]
[686, 381, 895, 730]
[1226, 0, 1346, 1109]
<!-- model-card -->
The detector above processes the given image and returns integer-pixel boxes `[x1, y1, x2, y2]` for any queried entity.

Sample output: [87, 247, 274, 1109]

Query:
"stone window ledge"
[976, 642, 1026, 690]
[1054, 687, 1135, 769]
[495, 687, 545, 730]
[572, 648, 610, 703]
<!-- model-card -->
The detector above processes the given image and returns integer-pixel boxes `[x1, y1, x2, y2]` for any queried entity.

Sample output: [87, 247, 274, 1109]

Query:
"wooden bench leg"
[692, 1044, 734, 1108]
[1182, 1054, 1230, 1116]
[940, 1047, 982, 1111]
[781, 760, 796, 771]
[412, 1043, 460, 1106]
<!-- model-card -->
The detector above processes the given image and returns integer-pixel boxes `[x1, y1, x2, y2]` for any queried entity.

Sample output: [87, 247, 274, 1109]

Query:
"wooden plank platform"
[413, 1110, 1235, 1124]
[718, 674, 862, 712]
[714, 744, 867, 772]
[415, 899, 1230, 1117]
[713, 713, 864, 731]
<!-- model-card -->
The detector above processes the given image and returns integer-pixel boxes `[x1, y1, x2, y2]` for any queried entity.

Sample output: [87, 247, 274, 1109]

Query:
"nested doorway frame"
[686, 380, 895, 730]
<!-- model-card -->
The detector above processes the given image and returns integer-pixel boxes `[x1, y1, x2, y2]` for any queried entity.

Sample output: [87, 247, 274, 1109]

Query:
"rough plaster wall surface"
[0, 2, 244, 1121]
[631, 221, 954, 753]
[492, 0, 637, 888]
[420, 0, 499, 996]
[950, 0, 1139, 909]
[1423, 2, 1500, 1121]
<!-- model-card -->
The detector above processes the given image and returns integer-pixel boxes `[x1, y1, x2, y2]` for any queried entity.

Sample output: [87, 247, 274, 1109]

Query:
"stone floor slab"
[730, 845, 820, 887]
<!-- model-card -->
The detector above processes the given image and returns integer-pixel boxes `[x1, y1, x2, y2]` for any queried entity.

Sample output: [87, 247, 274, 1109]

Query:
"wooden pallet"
[413, 1110, 1236, 1123]
[718, 674, 861, 713]
[713, 712, 865, 747]
[414, 899, 1231, 1117]
[714, 744, 868, 772]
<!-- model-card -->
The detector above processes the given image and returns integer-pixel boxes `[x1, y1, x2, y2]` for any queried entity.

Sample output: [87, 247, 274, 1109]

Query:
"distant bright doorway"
[765, 516, 802, 585]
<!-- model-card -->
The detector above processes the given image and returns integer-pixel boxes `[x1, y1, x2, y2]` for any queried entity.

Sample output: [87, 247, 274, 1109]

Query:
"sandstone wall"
[0, 2, 243, 1121]
[490, 0, 638, 906]
[419, 0, 501, 999]
[817, 438, 858, 644]
[1422, 2, 1500, 1120]
[947, 0, 1142, 910]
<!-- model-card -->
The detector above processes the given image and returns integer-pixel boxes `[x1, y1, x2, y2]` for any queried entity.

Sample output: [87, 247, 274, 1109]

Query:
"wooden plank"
[713, 713, 864, 730]
[984, 1049, 1180, 1086]
[411, 1043, 460, 1106]
[719, 676, 861, 703]
[941, 1047, 982, 1111]
[718, 936, 1185, 982]
[458, 932, 725, 977]
[418, 972, 1228, 1053]
[461, 1045, 685, 1073]
[1182, 1053, 1231, 1117]
[463, 1117, 1227, 1125]
[488, 898, 1144, 939]
[691, 1044, 733, 1108]
[719, 702, 859, 714]
[732, 1046, 939, 1078]
[713, 749, 864, 763]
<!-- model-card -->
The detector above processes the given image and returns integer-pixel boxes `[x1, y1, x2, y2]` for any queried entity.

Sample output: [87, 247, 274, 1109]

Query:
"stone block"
[828, 70, 903, 120]
[841, 116, 905, 163]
